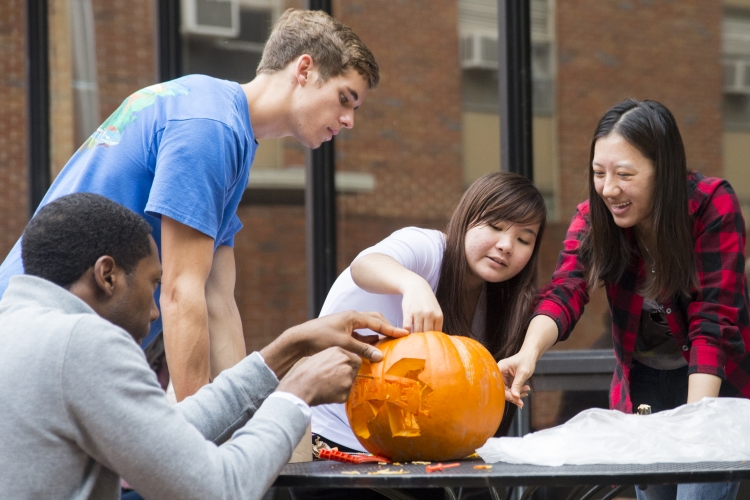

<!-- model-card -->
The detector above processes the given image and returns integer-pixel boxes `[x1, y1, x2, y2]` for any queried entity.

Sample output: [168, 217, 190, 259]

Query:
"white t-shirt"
[311, 227, 487, 450]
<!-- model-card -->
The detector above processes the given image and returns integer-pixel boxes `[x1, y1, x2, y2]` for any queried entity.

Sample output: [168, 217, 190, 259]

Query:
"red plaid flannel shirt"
[534, 171, 750, 413]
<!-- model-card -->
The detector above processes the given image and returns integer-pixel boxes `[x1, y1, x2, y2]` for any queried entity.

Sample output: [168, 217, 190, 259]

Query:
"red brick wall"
[92, 0, 156, 118]
[0, 0, 28, 259]
[333, 0, 465, 220]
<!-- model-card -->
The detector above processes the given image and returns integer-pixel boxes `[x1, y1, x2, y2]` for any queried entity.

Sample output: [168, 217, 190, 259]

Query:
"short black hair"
[22, 193, 154, 288]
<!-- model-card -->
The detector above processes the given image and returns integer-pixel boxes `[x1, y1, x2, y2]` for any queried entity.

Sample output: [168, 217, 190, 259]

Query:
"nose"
[496, 232, 513, 255]
[340, 109, 354, 129]
[150, 296, 160, 323]
[601, 172, 619, 198]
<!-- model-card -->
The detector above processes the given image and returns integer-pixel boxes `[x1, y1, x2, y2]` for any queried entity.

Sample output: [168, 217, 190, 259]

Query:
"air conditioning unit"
[459, 33, 499, 70]
[182, 0, 240, 38]
[723, 59, 750, 95]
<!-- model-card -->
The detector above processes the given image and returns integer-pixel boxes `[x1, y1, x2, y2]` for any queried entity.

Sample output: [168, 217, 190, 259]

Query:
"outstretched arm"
[498, 315, 558, 408]
[351, 252, 443, 333]
[160, 215, 214, 401]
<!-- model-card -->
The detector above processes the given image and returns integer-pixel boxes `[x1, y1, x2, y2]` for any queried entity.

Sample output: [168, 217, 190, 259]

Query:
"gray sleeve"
[63, 317, 307, 500]
[176, 351, 279, 443]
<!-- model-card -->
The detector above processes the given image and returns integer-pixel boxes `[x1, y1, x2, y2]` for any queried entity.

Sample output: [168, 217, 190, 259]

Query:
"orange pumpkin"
[345, 330, 505, 461]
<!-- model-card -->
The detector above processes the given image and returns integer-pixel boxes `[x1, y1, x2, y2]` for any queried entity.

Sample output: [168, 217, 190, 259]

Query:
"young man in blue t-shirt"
[0, 9, 379, 402]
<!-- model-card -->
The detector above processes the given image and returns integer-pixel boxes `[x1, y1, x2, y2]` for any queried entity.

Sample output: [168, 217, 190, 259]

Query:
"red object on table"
[318, 447, 390, 464]
[426, 462, 461, 473]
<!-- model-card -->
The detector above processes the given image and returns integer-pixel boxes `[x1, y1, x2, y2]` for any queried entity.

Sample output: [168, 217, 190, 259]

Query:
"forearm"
[162, 280, 211, 401]
[518, 315, 559, 360]
[259, 328, 305, 380]
[687, 372, 722, 403]
[351, 253, 427, 295]
[207, 292, 245, 378]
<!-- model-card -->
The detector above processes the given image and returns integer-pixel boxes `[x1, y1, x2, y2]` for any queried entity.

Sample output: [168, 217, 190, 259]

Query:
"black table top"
[274, 458, 750, 489]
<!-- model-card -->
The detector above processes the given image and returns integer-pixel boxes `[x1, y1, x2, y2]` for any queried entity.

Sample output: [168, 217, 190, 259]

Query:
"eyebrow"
[347, 87, 360, 109]
[592, 161, 635, 169]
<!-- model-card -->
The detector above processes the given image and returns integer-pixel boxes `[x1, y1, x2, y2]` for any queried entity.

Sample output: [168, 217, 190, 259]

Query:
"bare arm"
[687, 373, 722, 403]
[160, 216, 214, 401]
[497, 315, 558, 407]
[206, 245, 246, 378]
[351, 252, 443, 333]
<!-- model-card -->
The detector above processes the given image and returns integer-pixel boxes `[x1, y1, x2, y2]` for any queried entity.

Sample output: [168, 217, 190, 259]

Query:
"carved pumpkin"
[345, 330, 505, 461]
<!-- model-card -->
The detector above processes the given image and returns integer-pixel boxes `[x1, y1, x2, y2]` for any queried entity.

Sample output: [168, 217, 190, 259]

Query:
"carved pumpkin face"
[345, 331, 505, 461]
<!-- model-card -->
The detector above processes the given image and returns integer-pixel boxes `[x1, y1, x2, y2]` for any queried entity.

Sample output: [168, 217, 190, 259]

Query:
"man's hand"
[260, 311, 409, 379]
[277, 348, 362, 406]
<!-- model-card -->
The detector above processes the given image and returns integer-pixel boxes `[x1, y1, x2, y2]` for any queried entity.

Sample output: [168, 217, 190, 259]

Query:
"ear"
[92, 255, 119, 297]
[294, 54, 314, 87]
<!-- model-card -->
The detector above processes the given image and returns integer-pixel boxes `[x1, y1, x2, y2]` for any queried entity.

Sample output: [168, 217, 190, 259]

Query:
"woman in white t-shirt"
[311, 172, 547, 451]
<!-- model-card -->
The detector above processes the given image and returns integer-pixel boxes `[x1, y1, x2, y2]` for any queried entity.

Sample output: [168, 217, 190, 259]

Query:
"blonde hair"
[257, 9, 379, 89]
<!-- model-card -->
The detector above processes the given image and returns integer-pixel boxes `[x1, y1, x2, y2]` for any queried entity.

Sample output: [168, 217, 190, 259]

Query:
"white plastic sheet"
[476, 398, 750, 466]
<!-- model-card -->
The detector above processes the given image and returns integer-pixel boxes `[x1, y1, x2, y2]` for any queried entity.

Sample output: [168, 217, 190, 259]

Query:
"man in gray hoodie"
[0, 193, 405, 500]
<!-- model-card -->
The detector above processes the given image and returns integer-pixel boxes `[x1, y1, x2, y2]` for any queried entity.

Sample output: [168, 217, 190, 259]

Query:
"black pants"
[629, 360, 689, 413]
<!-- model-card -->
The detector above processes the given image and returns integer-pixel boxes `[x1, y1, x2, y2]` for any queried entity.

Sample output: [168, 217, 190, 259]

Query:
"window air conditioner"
[182, 0, 240, 38]
[723, 59, 750, 95]
[459, 33, 499, 70]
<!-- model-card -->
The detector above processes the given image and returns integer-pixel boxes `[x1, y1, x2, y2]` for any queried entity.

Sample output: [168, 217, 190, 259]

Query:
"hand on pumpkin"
[276, 347, 362, 406]
[401, 277, 444, 333]
[260, 311, 409, 379]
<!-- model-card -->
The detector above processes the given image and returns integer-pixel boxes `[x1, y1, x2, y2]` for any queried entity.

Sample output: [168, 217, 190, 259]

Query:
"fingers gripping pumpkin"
[345, 331, 505, 461]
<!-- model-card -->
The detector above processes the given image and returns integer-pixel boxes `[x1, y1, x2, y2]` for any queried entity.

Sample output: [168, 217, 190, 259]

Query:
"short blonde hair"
[257, 9, 379, 89]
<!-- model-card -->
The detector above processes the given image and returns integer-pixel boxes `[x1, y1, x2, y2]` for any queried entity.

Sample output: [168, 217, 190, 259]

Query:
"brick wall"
[92, 0, 156, 118]
[0, 0, 27, 259]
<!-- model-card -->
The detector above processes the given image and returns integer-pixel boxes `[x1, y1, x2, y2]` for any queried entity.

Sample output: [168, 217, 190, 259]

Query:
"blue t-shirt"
[0, 75, 256, 347]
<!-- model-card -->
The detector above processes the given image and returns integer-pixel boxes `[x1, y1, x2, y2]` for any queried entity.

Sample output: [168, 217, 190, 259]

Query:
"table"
[274, 458, 750, 500]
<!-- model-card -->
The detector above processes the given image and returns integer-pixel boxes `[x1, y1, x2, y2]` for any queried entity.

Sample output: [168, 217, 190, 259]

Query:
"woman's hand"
[499, 315, 559, 407]
[351, 252, 443, 332]
[498, 352, 535, 408]
[401, 276, 443, 333]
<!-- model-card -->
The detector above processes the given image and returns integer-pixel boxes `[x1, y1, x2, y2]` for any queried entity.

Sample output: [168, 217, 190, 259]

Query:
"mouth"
[327, 127, 339, 139]
[609, 201, 632, 213]
[487, 256, 508, 267]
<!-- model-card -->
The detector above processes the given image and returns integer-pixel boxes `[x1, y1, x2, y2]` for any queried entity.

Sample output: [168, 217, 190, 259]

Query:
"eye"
[340, 92, 348, 105]
[618, 173, 631, 179]
[518, 238, 531, 245]
[489, 222, 503, 231]
[592, 170, 605, 178]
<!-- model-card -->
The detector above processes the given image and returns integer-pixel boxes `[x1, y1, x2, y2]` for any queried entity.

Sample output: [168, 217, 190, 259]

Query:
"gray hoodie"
[0, 275, 308, 499]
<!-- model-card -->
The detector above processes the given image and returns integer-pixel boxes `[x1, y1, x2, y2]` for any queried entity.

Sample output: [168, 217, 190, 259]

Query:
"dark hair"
[435, 172, 547, 360]
[582, 98, 697, 301]
[22, 193, 154, 289]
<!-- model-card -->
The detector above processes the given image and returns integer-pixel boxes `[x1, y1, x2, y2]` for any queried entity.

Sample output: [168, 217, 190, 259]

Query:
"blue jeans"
[630, 360, 739, 500]
[635, 482, 740, 500]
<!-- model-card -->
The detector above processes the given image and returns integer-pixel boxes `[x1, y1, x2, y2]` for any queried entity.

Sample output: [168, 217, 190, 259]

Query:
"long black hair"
[581, 99, 697, 300]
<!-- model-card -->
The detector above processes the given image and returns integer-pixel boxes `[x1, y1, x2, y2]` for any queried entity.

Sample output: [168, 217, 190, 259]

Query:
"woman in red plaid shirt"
[500, 99, 749, 500]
